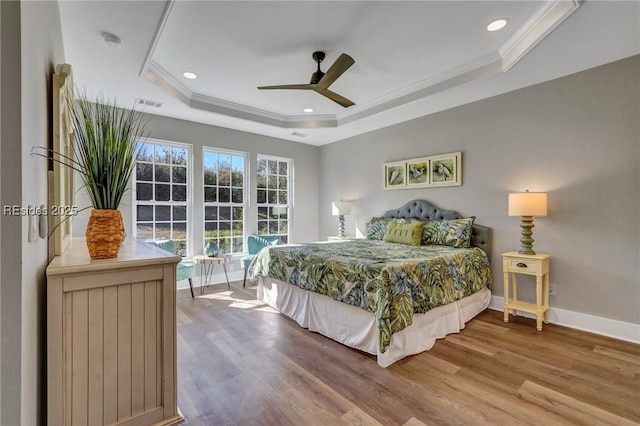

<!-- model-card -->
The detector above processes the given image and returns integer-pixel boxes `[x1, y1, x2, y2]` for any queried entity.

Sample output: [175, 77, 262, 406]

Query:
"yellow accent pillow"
[382, 220, 424, 246]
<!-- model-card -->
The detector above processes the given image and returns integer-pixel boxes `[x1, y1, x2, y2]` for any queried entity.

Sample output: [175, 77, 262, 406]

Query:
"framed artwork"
[49, 63, 75, 260]
[429, 151, 462, 187]
[383, 160, 406, 189]
[406, 157, 430, 188]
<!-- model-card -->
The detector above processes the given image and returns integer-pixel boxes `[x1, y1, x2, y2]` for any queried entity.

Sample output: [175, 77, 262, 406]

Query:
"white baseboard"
[490, 296, 640, 344]
[177, 270, 247, 291]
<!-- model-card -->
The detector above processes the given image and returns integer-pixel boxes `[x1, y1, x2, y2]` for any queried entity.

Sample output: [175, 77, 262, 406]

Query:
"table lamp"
[332, 201, 351, 237]
[508, 191, 547, 255]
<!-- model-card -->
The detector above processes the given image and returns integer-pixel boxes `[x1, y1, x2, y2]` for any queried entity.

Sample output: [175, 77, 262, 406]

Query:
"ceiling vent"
[135, 98, 164, 108]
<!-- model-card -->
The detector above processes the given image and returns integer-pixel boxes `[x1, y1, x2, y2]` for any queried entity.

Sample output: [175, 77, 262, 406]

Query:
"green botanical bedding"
[248, 239, 492, 353]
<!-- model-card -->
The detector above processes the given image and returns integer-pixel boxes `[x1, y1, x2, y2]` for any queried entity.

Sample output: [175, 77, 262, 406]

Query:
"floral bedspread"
[248, 239, 492, 353]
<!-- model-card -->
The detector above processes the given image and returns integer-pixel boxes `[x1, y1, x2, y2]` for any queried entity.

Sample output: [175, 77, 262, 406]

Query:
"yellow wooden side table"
[502, 251, 551, 331]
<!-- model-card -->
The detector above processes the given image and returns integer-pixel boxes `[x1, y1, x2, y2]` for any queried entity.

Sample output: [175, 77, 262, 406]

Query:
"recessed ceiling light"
[303, 108, 314, 113]
[183, 72, 197, 79]
[487, 18, 508, 32]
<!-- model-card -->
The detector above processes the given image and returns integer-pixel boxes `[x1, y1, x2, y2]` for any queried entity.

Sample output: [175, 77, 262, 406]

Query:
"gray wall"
[73, 115, 321, 258]
[0, 1, 66, 425]
[319, 56, 640, 325]
[1, 2, 23, 424]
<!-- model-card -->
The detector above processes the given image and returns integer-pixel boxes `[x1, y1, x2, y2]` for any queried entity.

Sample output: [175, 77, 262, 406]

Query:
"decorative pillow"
[421, 217, 474, 248]
[366, 217, 392, 240]
[382, 220, 424, 246]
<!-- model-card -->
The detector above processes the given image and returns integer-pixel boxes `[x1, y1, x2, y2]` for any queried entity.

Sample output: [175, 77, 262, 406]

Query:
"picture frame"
[383, 160, 406, 190]
[405, 157, 430, 188]
[429, 151, 462, 187]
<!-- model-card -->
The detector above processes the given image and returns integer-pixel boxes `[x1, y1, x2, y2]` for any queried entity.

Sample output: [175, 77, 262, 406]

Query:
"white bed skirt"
[257, 277, 491, 367]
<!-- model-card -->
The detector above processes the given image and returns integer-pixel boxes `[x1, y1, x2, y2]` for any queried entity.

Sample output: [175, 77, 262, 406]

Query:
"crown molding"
[143, 0, 580, 131]
[500, 0, 581, 71]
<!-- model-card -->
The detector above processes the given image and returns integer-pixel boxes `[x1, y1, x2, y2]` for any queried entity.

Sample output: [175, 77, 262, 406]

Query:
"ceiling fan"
[258, 51, 356, 108]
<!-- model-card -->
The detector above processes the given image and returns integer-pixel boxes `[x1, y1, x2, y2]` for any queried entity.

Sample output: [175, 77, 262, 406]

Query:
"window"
[257, 156, 291, 243]
[134, 141, 190, 257]
[203, 149, 246, 254]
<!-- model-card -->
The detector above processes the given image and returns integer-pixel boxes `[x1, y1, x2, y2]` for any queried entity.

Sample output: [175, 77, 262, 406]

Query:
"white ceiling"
[59, 1, 640, 146]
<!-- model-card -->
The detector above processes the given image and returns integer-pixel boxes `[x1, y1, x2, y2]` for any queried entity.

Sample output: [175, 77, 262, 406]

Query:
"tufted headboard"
[381, 199, 492, 256]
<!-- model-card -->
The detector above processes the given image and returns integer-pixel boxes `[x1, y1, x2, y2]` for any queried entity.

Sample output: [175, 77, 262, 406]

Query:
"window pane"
[258, 207, 268, 219]
[136, 183, 153, 201]
[278, 161, 288, 175]
[232, 221, 243, 236]
[219, 207, 231, 220]
[268, 221, 278, 234]
[172, 222, 187, 240]
[218, 187, 230, 203]
[155, 145, 171, 164]
[155, 184, 170, 201]
[268, 176, 277, 189]
[172, 147, 187, 165]
[218, 169, 230, 187]
[136, 223, 153, 240]
[278, 191, 287, 204]
[268, 160, 278, 175]
[257, 221, 267, 235]
[232, 207, 243, 220]
[204, 187, 217, 202]
[232, 188, 243, 203]
[155, 165, 170, 182]
[155, 205, 171, 221]
[278, 176, 287, 190]
[172, 185, 187, 202]
[231, 171, 243, 187]
[156, 222, 171, 239]
[279, 220, 288, 234]
[137, 205, 153, 221]
[219, 238, 231, 253]
[173, 206, 186, 221]
[136, 144, 153, 162]
[205, 222, 218, 239]
[280, 236, 288, 244]
[268, 190, 277, 204]
[219, 221, 231, 232]
[204, 206, 218, 220]
[174, 240, 187, 257]
[257, 189, 266, 204]
[204, 168, 217, 185]
[173, 166, 187, 183]
[136, 163, 153, 181]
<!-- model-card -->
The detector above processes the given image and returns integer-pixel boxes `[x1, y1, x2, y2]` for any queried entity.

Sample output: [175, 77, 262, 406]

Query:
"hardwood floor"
[176, 282, 640, 425]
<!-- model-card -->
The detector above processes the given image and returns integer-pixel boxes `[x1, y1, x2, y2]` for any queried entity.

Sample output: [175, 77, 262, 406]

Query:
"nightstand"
[502, 251, 551, 331]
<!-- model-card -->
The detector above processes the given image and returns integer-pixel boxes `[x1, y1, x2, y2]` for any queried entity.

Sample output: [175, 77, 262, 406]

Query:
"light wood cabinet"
[47, 238, 184, 426]
[502, 251, 551, 331]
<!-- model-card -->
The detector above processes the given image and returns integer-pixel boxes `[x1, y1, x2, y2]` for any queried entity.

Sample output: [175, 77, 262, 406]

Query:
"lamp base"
[337, 215, 345, 237]
[518, 216, 536, 255]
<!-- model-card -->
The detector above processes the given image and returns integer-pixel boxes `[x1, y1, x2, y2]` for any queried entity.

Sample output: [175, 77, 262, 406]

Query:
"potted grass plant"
[74, 95, 149, 258]
[36, 94, 149, 259]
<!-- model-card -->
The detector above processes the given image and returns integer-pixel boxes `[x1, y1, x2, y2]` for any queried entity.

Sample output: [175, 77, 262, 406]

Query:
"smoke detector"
[102, 33, 122, 48]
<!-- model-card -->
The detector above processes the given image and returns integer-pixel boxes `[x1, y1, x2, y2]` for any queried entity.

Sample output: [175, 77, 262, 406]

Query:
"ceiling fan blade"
[257, 84, 316, 90]
[315, 88, 355, 108]
[317, 53, 355, 90]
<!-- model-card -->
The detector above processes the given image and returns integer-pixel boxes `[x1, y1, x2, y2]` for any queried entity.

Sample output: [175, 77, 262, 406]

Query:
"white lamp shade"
[508, 192, 547, 217]
[332, 201, 351, 216]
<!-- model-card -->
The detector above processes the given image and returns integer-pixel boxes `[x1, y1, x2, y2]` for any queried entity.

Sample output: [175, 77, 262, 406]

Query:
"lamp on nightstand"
[508, 190, 547, 255]
[332, 201, 351, 238]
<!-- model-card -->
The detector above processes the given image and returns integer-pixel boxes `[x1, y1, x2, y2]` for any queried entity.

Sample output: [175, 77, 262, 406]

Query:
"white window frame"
[256, 154, 292, 244]
[133, 139, 192, 257]
[203, 147, 248, 254]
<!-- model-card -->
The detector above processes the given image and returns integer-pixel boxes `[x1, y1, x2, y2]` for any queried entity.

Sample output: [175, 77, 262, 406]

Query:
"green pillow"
[383, 220, 424, 246]
[421, 218, 474, 248]
[366, 217, 392, 240]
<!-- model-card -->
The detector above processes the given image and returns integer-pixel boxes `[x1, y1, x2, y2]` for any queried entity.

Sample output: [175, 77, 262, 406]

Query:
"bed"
[249, 199, 493, 367]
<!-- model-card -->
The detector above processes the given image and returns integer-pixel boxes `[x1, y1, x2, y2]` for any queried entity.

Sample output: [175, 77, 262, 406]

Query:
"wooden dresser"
[46, 238, 184, 426]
